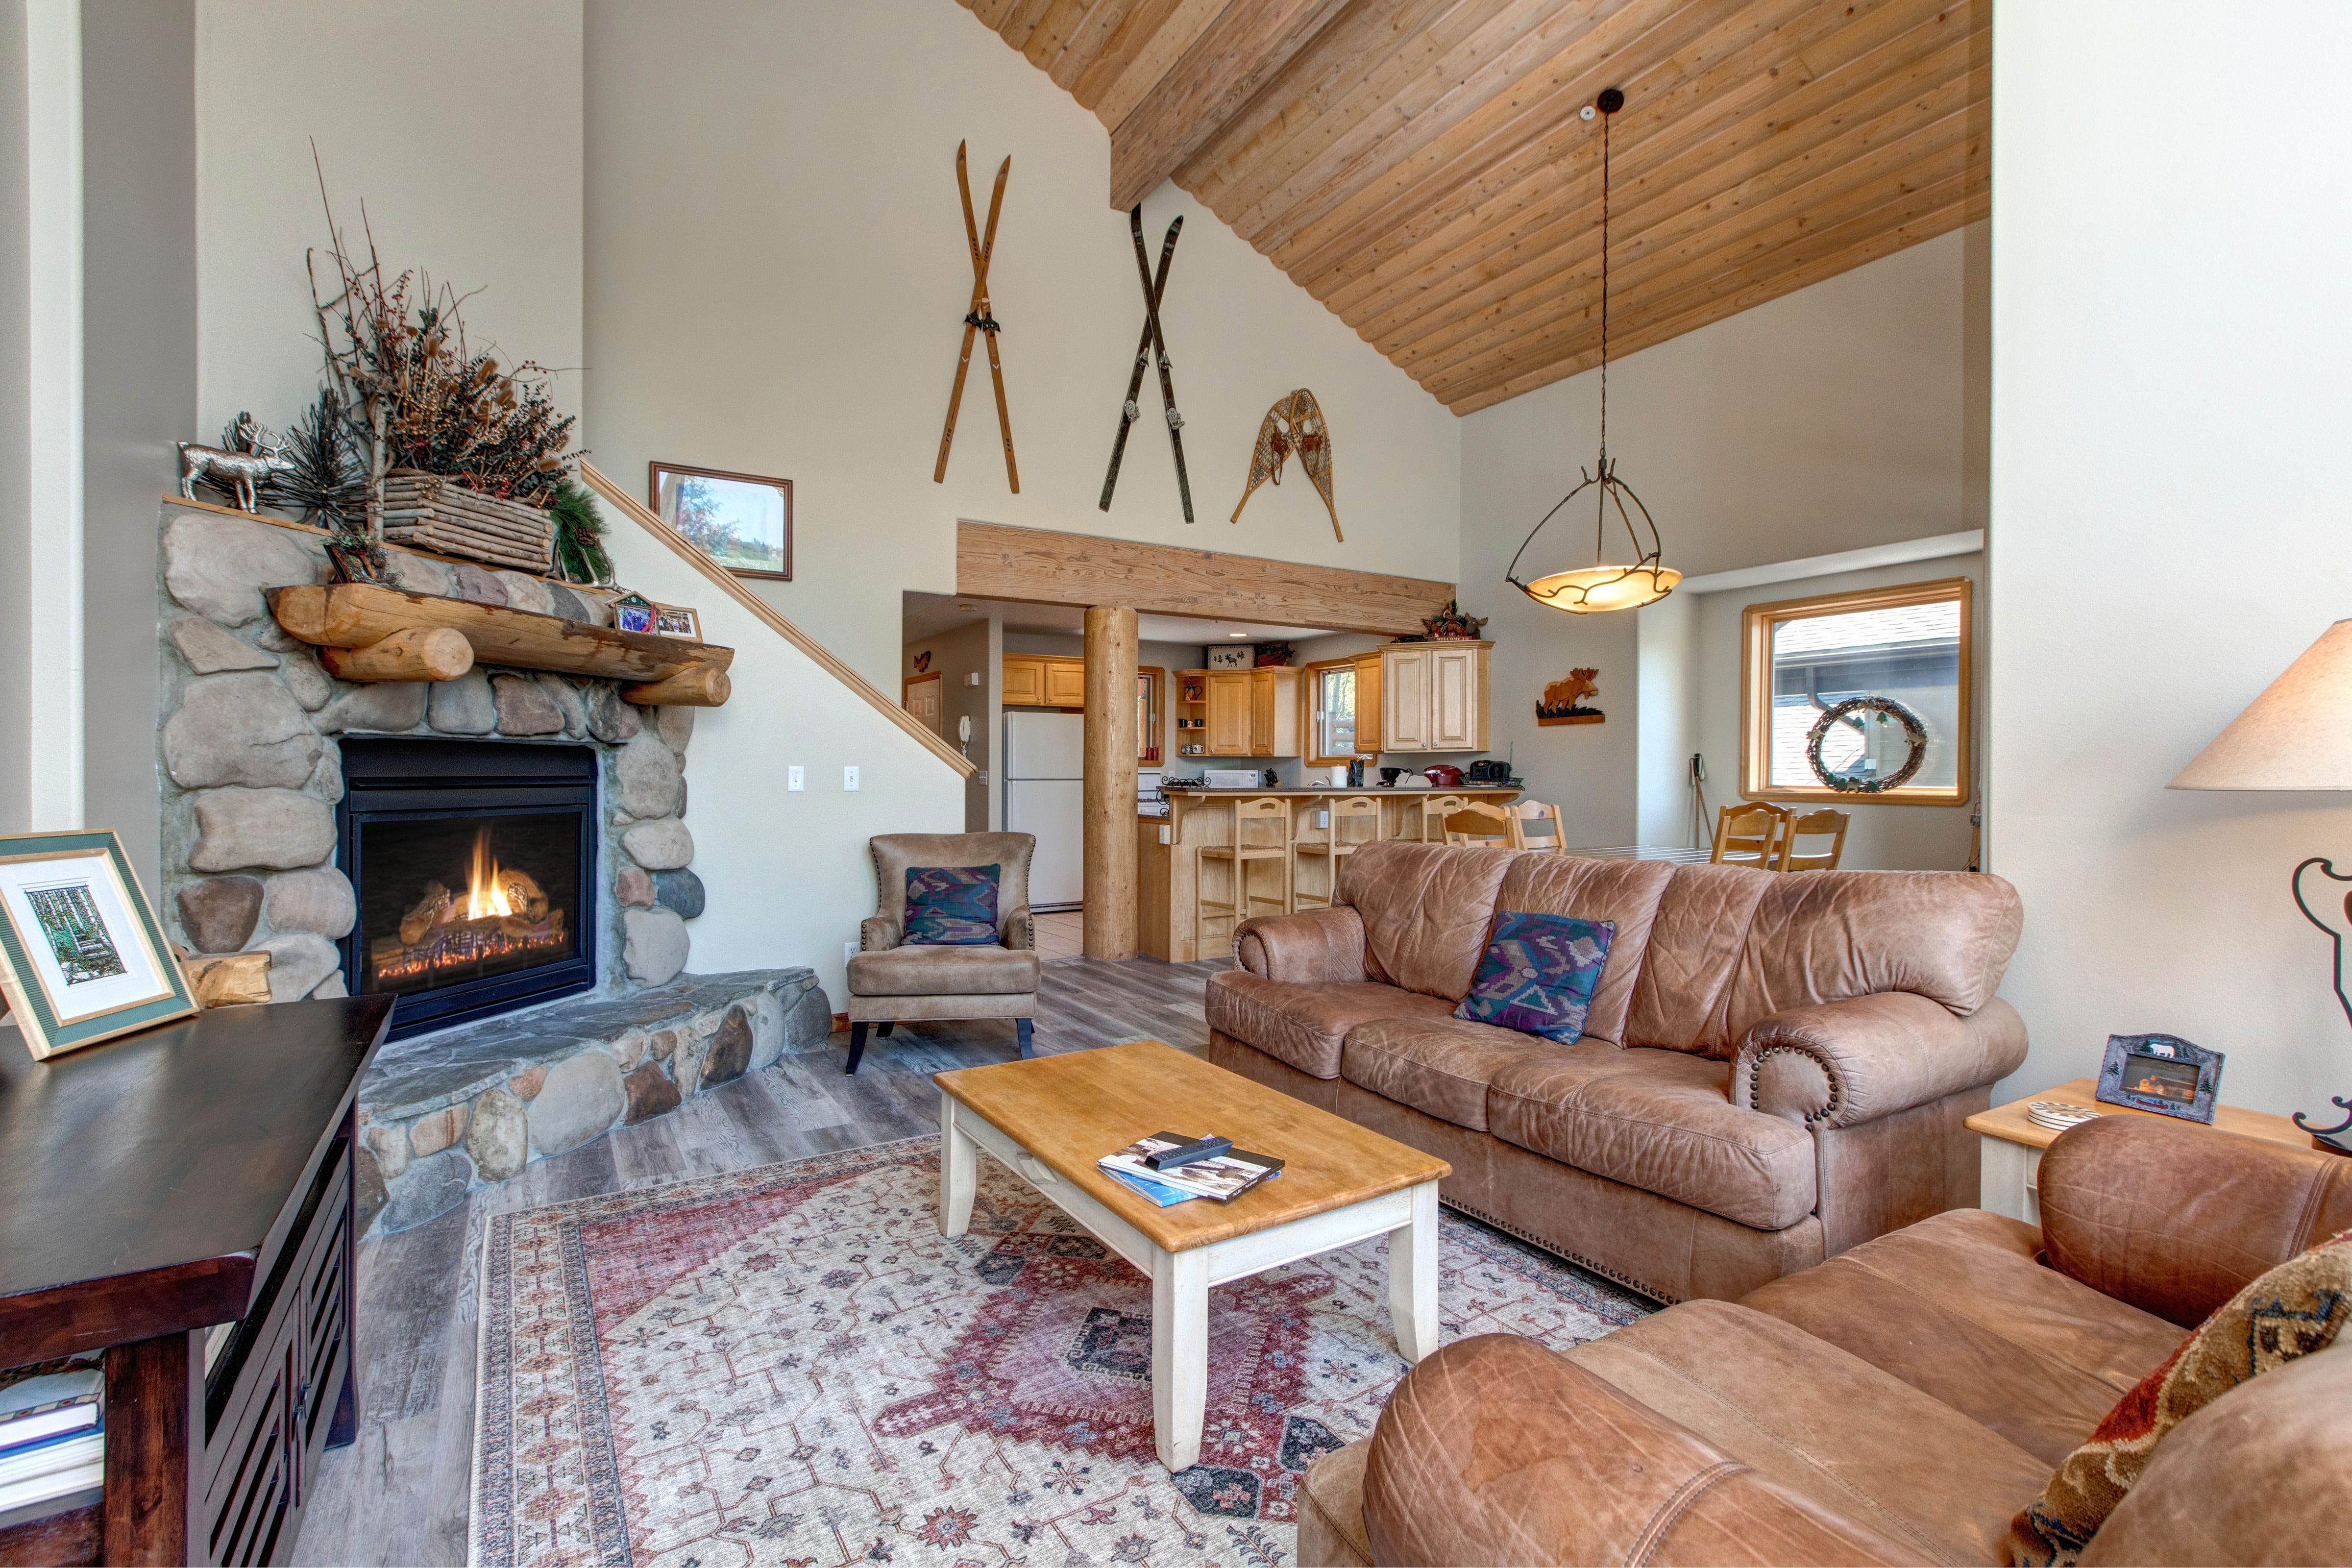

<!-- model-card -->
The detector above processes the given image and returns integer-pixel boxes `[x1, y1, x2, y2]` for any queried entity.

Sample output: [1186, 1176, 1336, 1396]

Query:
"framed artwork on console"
[649, 461, 793, 580]
[0, 830, 197, 1059]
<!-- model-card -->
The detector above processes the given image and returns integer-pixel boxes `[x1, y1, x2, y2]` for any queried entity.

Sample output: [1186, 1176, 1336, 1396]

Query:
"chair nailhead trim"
[1742, 1042, 1842, 1124]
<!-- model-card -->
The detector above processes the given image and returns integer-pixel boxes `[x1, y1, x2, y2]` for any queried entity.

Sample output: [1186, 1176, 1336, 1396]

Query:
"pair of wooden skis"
[1100, 205, 1192, 520]
[934, 141, 1018, 492]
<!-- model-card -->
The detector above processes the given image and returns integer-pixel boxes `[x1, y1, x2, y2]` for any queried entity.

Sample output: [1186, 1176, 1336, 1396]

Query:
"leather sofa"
[1300, 1115, 2352, 1566]
[845, 832, 1038, 1074]
[1205, 840, 2026, 1302]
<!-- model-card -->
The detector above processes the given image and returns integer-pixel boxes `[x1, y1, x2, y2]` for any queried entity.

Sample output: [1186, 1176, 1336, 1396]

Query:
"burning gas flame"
[464, 827, 514, 920]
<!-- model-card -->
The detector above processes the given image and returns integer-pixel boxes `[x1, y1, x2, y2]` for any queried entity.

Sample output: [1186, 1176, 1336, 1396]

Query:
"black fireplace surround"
[336, 739, 598, 1039]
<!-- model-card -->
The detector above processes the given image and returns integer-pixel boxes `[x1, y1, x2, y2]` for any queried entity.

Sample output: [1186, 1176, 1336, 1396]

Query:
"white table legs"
[1387, 1179, 1440, 1363]
[1151, 1247, 1210, 1472]
[939, 1091, 978, 1238]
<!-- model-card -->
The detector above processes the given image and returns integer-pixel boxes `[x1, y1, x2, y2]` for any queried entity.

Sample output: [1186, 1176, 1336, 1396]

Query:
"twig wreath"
[1806, 696, 1929, 793]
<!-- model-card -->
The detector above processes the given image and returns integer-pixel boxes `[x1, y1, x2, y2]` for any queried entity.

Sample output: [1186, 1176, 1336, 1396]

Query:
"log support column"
[1082, 606, 1138, 960]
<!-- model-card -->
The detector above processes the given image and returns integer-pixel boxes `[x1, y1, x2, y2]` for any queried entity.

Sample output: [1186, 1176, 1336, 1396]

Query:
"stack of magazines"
[1099, 1133, 1283, 1207]
[0, 1358, 103, 1521]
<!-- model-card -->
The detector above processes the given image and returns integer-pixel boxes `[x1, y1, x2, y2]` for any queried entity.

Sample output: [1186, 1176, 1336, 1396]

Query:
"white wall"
[581, 0, 1462, 692]
[193, 0, 584, 441]
[1990, 3, 2352, 1118]
[1463, 223, 1989, 847]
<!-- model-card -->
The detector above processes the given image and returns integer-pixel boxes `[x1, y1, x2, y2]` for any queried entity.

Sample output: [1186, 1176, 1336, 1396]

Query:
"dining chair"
[1711, 802, 1790, 868]
[1776, 808, 1852, 871]
[1416, 792, 1469, 841]
[1442, 801, 1513, 847]
[1196, 796, 1293, 955]
[1506, 800, 1567, 853]
[1293, 795, 1381, 911]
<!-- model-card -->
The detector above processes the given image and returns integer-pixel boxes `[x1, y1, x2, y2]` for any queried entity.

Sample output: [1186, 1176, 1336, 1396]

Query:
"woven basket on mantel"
[379, 468, 555, 573]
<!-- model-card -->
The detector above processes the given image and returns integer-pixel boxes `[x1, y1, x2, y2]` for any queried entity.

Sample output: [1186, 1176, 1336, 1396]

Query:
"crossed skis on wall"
[1101, 204, 1191, 521]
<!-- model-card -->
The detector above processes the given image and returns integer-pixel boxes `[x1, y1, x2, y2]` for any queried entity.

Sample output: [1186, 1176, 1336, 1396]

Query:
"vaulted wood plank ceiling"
[956, 0, 1987, 415]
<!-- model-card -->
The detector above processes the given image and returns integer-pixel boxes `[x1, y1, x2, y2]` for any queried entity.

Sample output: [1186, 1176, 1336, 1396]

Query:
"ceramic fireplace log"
[619, 664, 732, 708]
[317, 626, 476, 683]
[267, 583, 734, 704]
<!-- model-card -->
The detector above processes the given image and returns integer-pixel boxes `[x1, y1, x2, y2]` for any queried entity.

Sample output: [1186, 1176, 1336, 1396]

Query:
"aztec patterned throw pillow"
[1451, 911, 1615, 1043]
[904, 864, 1001, 945]
[2009, 1226, 2352, 1566]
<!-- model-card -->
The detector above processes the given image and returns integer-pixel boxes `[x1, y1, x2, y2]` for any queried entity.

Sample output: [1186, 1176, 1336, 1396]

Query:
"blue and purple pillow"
[1453, 911, 1616, 1042]
[905, 864, 1001, 945]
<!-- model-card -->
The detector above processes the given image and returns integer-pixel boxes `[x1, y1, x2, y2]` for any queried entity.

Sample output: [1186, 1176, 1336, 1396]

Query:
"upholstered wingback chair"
[843, 832, 1039, 1074]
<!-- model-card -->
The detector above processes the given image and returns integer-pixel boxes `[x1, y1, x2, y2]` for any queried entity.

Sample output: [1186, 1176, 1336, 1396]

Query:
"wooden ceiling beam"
[1364, 20, 1985, 355]
[1446, 178, 1985, 413]
[1087, 0, 1231, 129]
[1432, 159, 1986, 404]
[1311, 0, 1946, 313]
[1108, 0, 1351, 210]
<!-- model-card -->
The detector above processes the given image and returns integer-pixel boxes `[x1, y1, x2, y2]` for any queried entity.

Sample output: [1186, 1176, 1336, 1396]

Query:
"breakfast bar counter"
[1137, 786, 1521, 961]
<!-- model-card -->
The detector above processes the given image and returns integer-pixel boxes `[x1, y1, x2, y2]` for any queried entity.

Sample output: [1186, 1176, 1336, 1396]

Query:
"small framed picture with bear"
[2095, 1032, 2223, 1124]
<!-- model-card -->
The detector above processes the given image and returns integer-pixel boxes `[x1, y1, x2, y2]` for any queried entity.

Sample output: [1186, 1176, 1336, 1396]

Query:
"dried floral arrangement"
[1392, 598, 1489, 642]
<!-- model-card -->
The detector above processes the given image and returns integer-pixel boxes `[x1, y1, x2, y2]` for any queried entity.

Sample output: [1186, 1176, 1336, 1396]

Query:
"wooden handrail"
[579, 461, 977, 778]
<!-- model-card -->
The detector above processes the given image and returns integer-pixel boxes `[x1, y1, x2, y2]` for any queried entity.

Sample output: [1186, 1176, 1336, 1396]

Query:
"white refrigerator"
[1004, 711, 1085, 910]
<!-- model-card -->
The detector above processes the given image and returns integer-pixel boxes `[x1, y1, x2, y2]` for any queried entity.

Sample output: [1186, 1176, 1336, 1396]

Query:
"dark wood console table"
[0, 996, 393, 1566]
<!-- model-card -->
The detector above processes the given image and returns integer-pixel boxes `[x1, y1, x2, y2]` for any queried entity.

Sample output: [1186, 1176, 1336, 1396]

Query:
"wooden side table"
[1968, 1076, 2313, 1224]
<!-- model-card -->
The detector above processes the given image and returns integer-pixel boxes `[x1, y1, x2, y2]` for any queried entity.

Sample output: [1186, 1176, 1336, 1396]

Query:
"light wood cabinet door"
[1430, 644, 1484, 750]
[1353, 652, 1382, 753]
[1383, 647, 1430, 750]
[1044, 657, 1087, 708]
[1247, 668, 1300, 756]
[1205, 672, 1251, 755]
[1002, 656, 1045, 706]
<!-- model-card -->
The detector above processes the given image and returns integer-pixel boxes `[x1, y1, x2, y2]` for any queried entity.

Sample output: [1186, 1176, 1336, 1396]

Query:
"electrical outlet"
[845, 940, 858, 966]
[844, 765, 860, 791]
[788, 766, 804, 791]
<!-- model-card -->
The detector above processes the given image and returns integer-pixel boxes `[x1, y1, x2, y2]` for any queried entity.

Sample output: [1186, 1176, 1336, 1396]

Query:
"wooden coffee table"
[934, 1039, 1450, 1472]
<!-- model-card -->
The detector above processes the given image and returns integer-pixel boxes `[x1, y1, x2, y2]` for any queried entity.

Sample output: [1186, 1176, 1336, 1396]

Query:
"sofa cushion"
[846, 942, 1039, 997]
[1740, 1207, 2187, 1468]
[1336, 841, 1516, 1002]
[1488, 1048, 1817, 1230]
[1491, 854, 1672, 1045]
[1452, 912, 1615, 1042]
[1203, 971, 1457, 1079]
[1341, 1019, 1608, 1132]
[1625, 862, 1777, 1055]
[904, 863, 1000, 944]
[1567, 1299, 2054, 1567]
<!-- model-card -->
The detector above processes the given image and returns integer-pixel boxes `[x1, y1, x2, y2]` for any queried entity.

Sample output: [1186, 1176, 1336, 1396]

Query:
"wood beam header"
[956, 520, 1453, 635]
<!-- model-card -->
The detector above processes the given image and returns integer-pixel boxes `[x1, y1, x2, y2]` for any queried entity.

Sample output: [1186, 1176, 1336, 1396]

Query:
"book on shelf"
[0, 1366, 101, 1456]
[1099, 1132, 1282, 1204]
[0, 1429, 103, 1517]
[0, 1360, 103, 1519]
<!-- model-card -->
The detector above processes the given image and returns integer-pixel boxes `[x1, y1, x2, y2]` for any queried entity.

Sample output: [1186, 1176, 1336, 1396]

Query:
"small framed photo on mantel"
[650, 461, 792, 580]
[2095, 1032, 2223, 1124]
[0, 830, 197, 1060]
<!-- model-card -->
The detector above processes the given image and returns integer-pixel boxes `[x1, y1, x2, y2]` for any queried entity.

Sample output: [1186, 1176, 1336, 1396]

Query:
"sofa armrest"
[1232, 907, 1369, 983]
[2037, 1114, 2352, 1328]
[1731, 993, 2028, 1129]
[859, 915, 902, 951]
[1002, 905, 1034, 952]
[1361, 1334, 1924, 1567]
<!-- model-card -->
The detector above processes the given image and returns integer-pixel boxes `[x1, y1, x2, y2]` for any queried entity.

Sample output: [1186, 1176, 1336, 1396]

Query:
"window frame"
[1137, 665, 1164, 763]
[1303, 657, 1360, 766]
[1739, 576, 1973, 807]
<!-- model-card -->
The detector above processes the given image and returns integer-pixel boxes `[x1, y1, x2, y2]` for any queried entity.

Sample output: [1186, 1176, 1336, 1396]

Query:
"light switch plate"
[844, 765, 860, 791]
[788, 766, 804, 791]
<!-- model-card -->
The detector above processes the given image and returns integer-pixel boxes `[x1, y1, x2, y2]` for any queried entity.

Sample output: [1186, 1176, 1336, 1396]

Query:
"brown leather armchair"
[1303, 1115, 2352, 1567]
[844, 832, 1038, 1074]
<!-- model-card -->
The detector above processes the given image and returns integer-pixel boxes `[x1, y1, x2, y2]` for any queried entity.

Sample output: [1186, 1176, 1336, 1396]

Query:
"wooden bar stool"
[1415, 793, 1468, 841]
[1712, 802, 1790, 868]
[1196, 796, 1293, 956]
[1506, 800, 1567, 852]
[1293, 795, 1381, 911]
[1442, 801, 1513, 846]
[1776, 808, 1852, 871]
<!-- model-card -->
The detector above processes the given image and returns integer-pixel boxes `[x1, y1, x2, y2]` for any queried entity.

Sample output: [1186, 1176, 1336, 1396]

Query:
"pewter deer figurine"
[177, 413, 294, 513]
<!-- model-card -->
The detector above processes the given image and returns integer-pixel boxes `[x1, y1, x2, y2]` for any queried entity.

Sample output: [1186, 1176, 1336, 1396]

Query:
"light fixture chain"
[1599, 98, 1609, 467]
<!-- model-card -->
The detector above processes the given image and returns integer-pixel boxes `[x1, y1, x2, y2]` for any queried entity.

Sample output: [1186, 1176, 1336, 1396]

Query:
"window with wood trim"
[1740, 578, 1972, 806]
[1137, 667, 1163, 763]
[1306, 659, 1358, 765]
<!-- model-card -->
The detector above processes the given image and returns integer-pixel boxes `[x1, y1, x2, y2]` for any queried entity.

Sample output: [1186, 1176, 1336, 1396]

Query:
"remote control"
[1145, 1135, 1232, 1170]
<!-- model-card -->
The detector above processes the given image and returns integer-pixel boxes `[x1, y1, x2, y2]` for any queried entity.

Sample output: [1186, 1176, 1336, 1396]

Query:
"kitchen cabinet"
[1249, 667, 1301, 756]
[1002, 654, 1087, 709]
[1353, 650, 1383, 752]
[1381, 639, 1491, 752]
[1204, 671, 1251, 755]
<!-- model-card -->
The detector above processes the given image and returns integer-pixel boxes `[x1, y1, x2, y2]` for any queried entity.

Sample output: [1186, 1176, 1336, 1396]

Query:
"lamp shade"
[2169, 620, 2352, 790]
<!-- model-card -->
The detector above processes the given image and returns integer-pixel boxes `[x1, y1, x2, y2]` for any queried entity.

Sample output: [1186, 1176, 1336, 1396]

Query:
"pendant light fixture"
[1505, 87, 1680, 615]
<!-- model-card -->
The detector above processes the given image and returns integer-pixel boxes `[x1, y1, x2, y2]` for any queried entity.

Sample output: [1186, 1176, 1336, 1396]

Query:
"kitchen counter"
[1164, 784, 1524, 796]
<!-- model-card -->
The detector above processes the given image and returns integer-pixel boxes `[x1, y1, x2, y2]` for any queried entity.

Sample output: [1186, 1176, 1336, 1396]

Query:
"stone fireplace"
[155, 501, 832, 1236]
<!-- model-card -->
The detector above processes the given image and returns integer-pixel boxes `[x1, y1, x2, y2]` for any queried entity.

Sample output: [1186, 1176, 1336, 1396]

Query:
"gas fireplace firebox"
[337, 739, 598, 1038]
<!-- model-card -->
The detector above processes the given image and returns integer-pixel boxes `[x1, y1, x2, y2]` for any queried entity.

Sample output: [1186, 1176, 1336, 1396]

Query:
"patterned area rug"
[469, 1135, 1647, 1568]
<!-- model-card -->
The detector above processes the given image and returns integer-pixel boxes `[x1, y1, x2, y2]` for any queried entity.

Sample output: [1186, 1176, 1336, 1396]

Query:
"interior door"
[1206, 673, 1251, 755]
[1385, 648, 1429, 750]
[1430, 647, 1477, 750]
[903, 673, 942, 735]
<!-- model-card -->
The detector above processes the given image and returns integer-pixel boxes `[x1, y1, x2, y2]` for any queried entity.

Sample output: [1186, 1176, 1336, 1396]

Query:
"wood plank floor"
[290, 949, 1228, 1568]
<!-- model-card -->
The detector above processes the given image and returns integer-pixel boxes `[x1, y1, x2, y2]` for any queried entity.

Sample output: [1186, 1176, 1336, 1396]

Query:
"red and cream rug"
[469, 1135, 1646, 1568]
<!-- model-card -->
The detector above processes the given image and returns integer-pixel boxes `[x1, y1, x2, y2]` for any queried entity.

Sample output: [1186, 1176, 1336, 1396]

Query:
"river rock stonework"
[153, 502, 832, 1234]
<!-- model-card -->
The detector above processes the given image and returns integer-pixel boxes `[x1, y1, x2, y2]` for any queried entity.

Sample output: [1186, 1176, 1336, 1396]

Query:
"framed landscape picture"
[650, 462, 793, 580]
[0, 830, 197, 1060]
